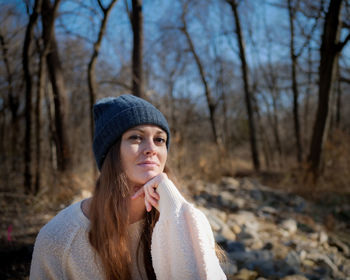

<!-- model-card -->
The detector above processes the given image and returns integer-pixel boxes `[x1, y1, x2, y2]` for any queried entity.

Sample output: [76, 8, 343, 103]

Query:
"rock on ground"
[191, 177, 350, 280]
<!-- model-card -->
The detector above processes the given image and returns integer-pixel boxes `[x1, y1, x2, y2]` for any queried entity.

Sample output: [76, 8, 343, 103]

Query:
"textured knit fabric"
[30, 178, 227, 280]
[93, 95, 170, 170]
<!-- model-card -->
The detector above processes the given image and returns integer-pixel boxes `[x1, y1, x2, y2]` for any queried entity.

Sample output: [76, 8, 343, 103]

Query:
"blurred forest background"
[1, 0, 350, 278]
[1, 0, 349, 197]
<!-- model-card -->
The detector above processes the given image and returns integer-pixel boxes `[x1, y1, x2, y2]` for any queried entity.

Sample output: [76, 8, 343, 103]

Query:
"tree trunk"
[303, 45, 312, 150]
[168, 81, 177, 137]
[288, 0, 303, 164]
[307, 0, 346, 180]
[0, 108, 5, 164]
[217, 59, 230, 150]
[131, 0, 144, 98]
[271, 92, 283, 167]
[335, 65, 342, 129]
[260, 91, 281, 168]
[256, 109, 272, 169]
[88, 0, 118, 177]
[221, 88, 229, 150]
[227, 0, 260, 171]
[0, 33, 19, 171]
[180, 4, 219, 146]
[34, 48, 46, 195]
[23, 0, 42, 193]
[33, 17, 54, 194]
[42, 0, 71, 172]
[88, 0, 118, 142]
[328, 59, 340, 139]
[44, 83, 57, 169]
[261, 44, 283, 167]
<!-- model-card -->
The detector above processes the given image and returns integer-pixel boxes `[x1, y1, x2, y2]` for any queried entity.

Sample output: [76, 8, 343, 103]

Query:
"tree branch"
[336, 32, 350, 52]
[97, 0, 106, 13]
[124, 0, 132, 23]
[340, 76, 350, 84]
[99, 79, 132, 90]
[295, 9, 321, 58]
[342, 21, 350, 29]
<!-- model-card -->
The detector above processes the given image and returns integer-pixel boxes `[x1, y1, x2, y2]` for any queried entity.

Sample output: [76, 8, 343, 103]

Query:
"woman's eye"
[154, 137, 166, 144]
[129, 135, 142, 142]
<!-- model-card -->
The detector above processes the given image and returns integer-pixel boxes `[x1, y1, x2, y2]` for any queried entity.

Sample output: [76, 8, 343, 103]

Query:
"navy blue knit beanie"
[93, 94, 170, 170]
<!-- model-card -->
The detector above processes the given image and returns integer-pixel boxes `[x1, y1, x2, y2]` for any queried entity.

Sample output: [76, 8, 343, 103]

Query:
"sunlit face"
[120, 125, 168, 188]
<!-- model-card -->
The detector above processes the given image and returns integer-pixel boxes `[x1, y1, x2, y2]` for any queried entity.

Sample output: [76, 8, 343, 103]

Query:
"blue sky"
[1, 0, 349, 106]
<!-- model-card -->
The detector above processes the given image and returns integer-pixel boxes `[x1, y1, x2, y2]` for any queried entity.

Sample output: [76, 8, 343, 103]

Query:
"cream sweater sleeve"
[151, 178, 227, 280]
[30, 226, 65, 279]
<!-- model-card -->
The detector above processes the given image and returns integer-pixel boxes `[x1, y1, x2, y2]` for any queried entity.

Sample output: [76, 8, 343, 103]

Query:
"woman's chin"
[132, 172, 160, 185]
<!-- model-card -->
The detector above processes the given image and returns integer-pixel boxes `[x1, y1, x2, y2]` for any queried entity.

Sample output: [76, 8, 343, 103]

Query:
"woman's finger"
[144, 199, 151, 212]
[144, 187, 159, 210]
[146, 195, 159, 209]
[145, 179, 161, 198]
[141, 173, 167, 210]
[145, 183, 160, 200]
[145, 188, 152, 212]
[144, 187, 152, 204]
[150, 187, 160, 200]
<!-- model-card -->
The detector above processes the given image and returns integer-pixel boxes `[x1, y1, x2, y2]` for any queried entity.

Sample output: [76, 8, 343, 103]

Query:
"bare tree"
[226, 0, 260, 171]
[287, 0, 303, 163]
[0, 31, 19, 170]
[253, 89, 273, 169]
[128, 0, 144, 98]
[260, 60, 284, 167]
[335, 67, 342, 129]
[0, 102, 4, 161]
[41, 0, 71, 172]
[23, 0, 42, 193]
[88, 0, 118, 144]
[307, 0, 350, 179]
[34, 0, 60, 193]
[303, 44, 313, 150]
[247, 6, 284, 168]
[34, 37, 46, 194]
[216, 58, 230, 149]
[179, 1, 220, 146]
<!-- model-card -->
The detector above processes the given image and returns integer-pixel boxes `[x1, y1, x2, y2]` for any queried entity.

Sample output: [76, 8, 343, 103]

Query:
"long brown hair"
[88, 140, 226, 280]
[88, 140, 159, 280]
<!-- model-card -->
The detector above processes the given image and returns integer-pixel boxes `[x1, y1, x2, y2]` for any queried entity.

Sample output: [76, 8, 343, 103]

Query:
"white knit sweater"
[30, 178, 227, 279]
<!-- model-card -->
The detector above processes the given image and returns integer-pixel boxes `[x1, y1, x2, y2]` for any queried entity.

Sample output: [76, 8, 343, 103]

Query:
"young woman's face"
[120, 124, 168, 187]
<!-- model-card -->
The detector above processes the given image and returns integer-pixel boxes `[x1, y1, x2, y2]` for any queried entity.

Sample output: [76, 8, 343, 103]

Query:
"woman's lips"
[137, 161, 159, 168]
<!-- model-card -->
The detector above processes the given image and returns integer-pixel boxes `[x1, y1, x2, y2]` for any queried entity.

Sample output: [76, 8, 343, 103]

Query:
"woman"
[30, 94, 226, 280]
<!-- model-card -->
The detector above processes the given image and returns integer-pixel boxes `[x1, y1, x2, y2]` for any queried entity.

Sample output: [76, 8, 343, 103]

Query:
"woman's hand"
[131, 173, 168, 212]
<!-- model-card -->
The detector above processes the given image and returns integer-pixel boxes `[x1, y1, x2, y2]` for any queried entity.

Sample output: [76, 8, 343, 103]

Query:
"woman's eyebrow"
[127, 128, 166, 135]
[127, 128, 144, 133]
[155, 130, 167, 135]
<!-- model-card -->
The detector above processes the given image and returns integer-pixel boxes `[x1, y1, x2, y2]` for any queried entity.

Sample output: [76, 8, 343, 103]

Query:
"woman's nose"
[143, 139, 156, 155]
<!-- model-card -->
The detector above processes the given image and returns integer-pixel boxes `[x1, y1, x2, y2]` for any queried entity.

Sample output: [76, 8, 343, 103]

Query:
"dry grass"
[168, 141, 253, 183]
[250, 130, 350, 208]
[171, 130, 350, 207]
